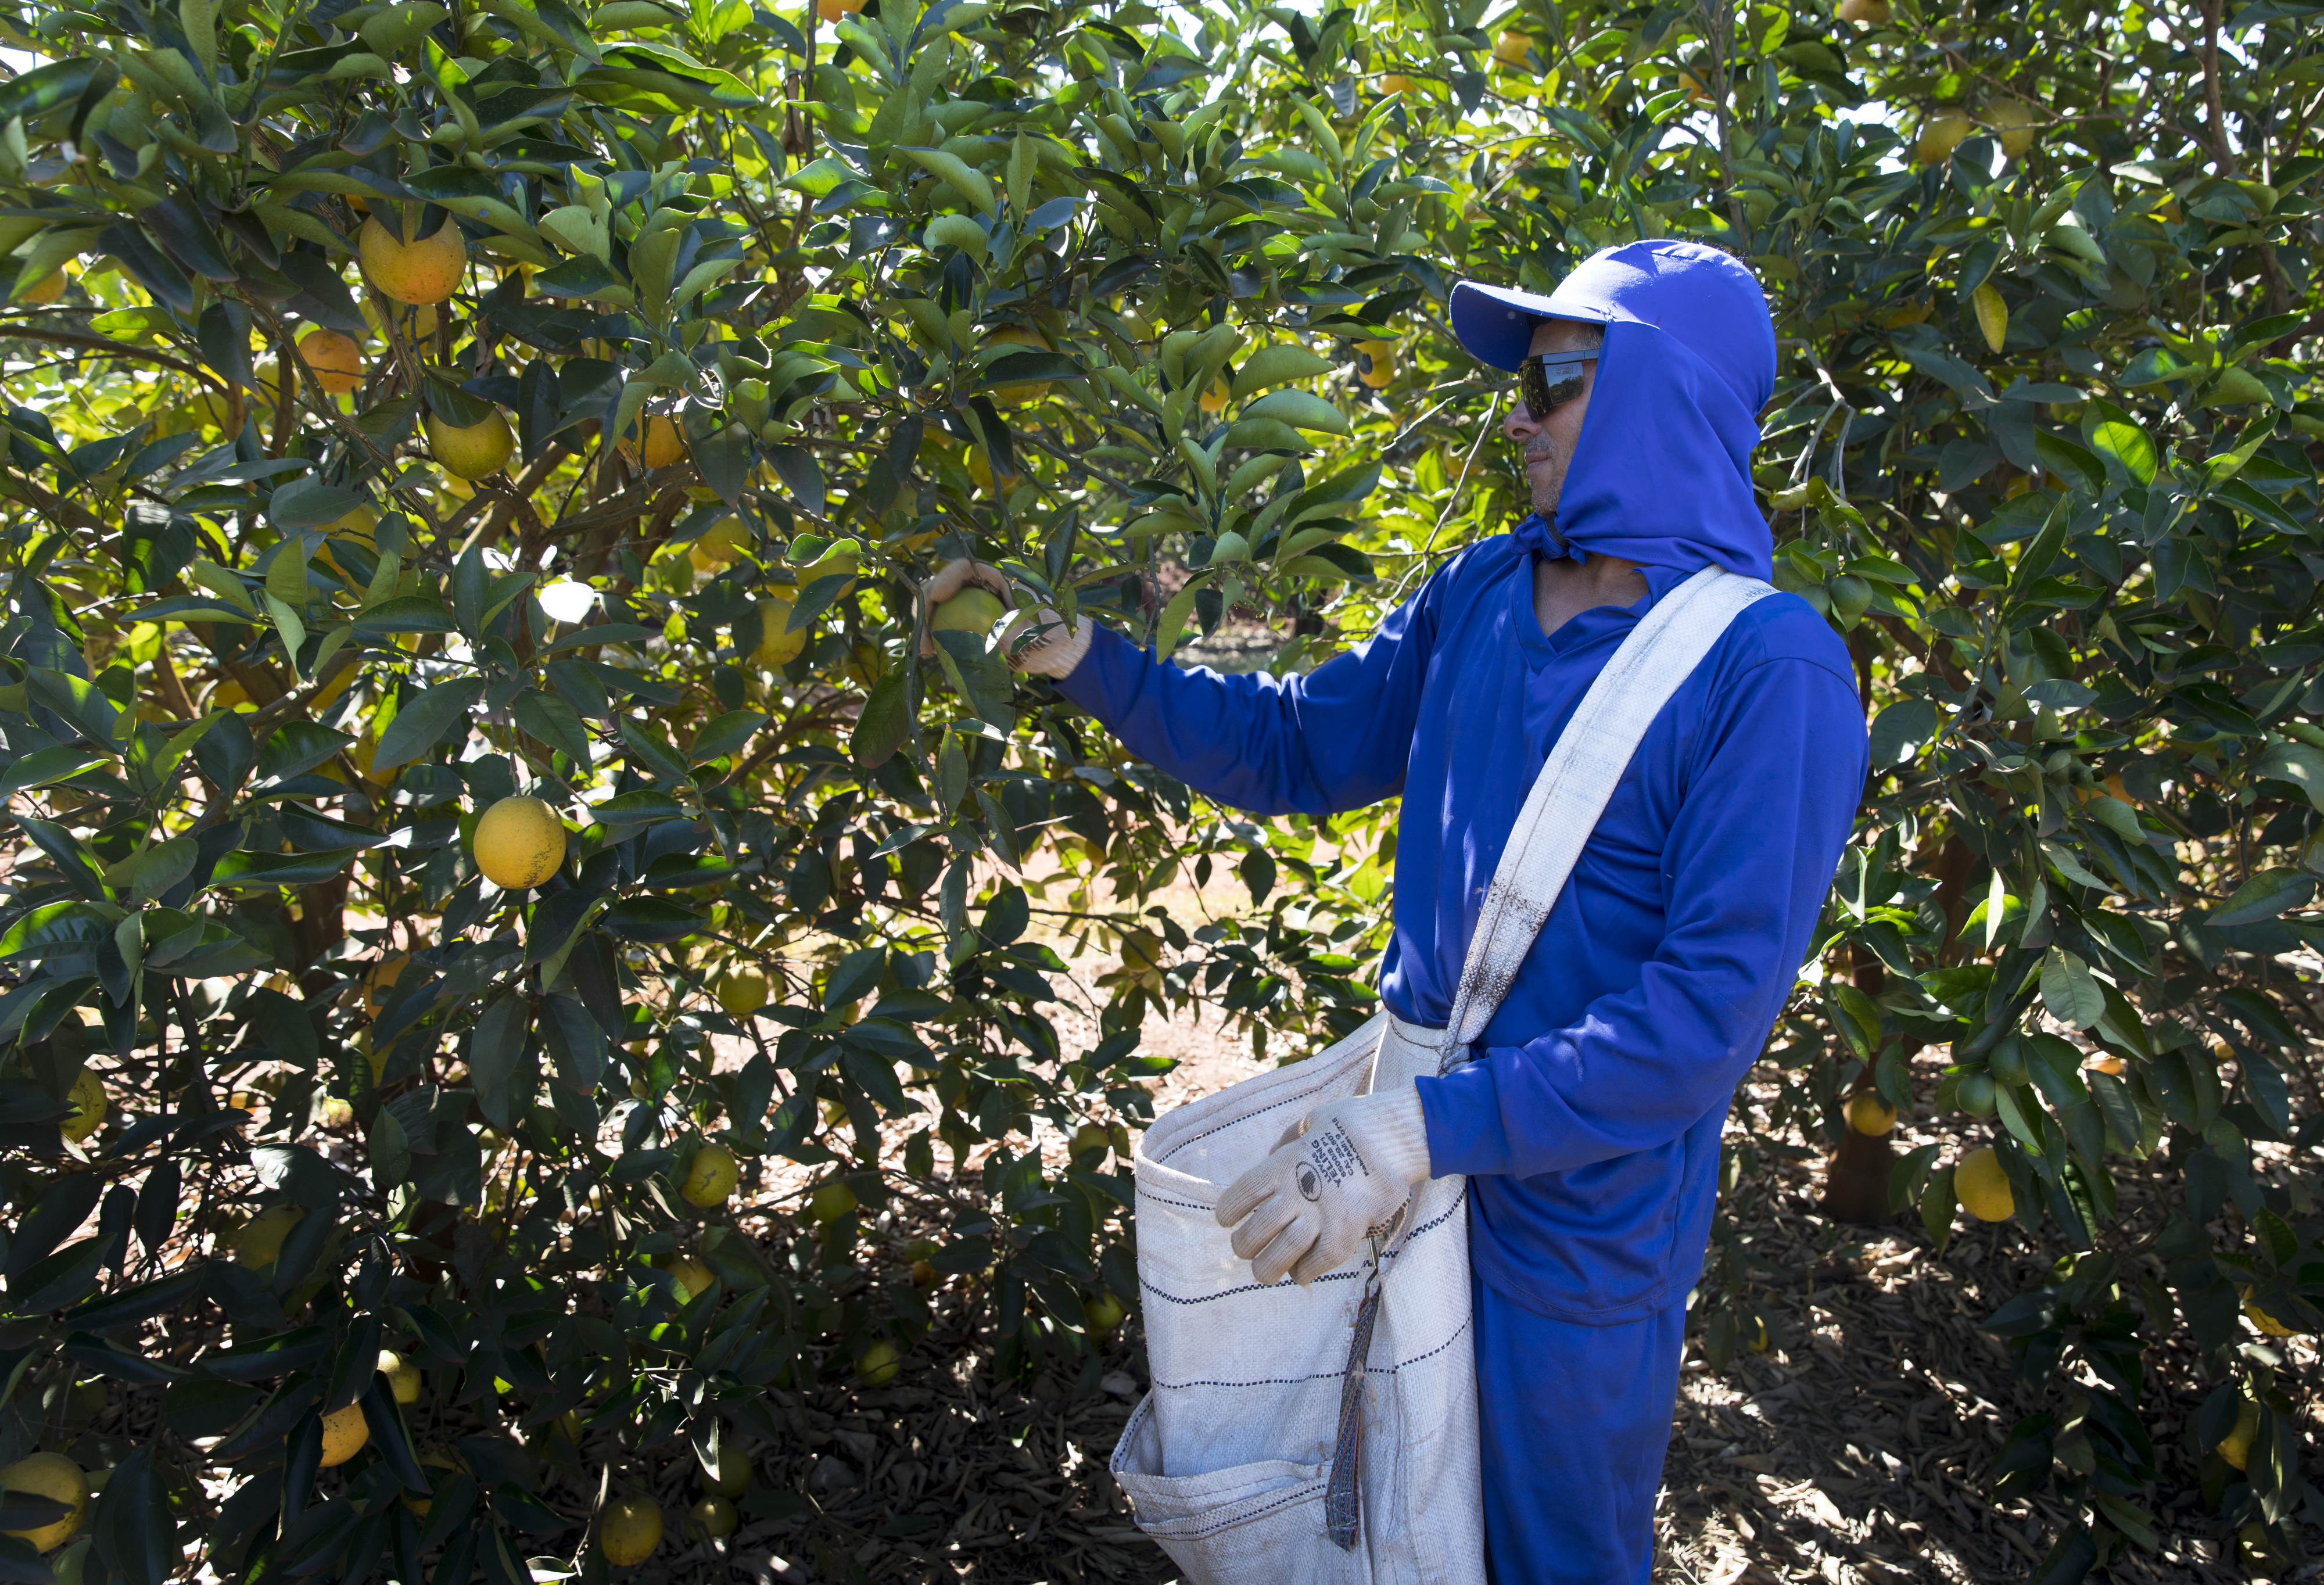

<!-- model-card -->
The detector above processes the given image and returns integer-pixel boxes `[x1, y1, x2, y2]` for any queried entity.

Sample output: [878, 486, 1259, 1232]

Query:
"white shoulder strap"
[1436, 564, 1776, 1067]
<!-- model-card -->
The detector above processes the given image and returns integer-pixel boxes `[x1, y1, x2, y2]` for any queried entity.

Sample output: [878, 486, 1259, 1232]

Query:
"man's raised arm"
[933, 557, 1447, 817]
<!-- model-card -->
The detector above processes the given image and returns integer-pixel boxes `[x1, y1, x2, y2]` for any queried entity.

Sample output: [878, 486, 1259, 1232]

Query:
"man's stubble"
[1524, 436, 1571, 518]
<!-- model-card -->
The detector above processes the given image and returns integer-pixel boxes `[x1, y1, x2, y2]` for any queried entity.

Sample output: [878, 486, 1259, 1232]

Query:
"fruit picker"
[925, 239, 1869, 1581]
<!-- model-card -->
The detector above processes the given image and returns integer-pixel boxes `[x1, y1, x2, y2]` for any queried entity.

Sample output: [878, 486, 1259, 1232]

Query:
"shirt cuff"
[1360, 1084, 1433, 1185]
[1415, 1058, 1505, 1178]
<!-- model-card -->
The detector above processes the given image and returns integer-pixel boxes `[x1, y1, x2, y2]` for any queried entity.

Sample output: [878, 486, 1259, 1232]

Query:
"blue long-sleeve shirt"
[1057, 537, 1866, 1322]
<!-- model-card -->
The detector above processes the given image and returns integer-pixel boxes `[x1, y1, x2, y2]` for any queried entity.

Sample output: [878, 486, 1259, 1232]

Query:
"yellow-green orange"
[704, 1441, 752, 1497]
[1917, 113, 1973, 164]
[0, 1454, 87, 1552]
[1085, 1292, 1125, 1337]
[684, 1495, 738, 1540]
[364, 953, 408, 1016]
[297, 328, 365, 395]
[1493, 30, 1529, 67]
[1844, 1093, 1896, 1136]
[359, 216, 467, 305]
[379, 1350, 422, 1404]
[639, 415, 687, 468]
[235, 1205, 304, 1269]
[855, 1340, 901, 1386]
[806, 1182, 856, 1224]
[474, 796, 566, 890]
[62, 1069, 105, 1143]
[1357, 339, 1396, 389]
[716, 971, 768, 1019]
[319, 1403, 370, 1467]
[682, 1144, 739, 1209]
[1988, 99, 2038, 159]
[986, 327, 1051, 403]
[966, 448, 1018, 493]
[600, 1496, 662, 1566]
[798, 542, 860, 590]
[425, 410, 514, 479]
[932, 587, 1005, 636]
[1955, 1146, 2014, 1222]
[319, 505, 378, 580]
[754, 598, 805, 666]
[687, 517, 748, 571]
[664, 1255, 716, 1302]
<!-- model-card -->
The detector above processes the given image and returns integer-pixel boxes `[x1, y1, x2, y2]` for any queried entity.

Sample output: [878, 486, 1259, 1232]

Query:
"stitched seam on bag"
[1140, 1264, 1369, 1304]
[1142, 1484, 1323, 1537]
[1146, 1312, 1471, 1389]
[1371, 1311, 1475, 1373]
[1156, 1088, 1343, 1157]
[1147, 1364, 1386, 1389]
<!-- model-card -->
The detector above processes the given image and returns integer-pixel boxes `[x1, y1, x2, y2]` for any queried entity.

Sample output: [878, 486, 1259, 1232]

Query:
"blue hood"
[1451, 241, 1779, 582]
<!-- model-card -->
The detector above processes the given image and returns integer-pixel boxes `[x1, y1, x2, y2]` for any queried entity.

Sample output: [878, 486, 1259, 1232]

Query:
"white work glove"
[920, 557, 1092, 679]
[1215, 1084, 1432, 1286]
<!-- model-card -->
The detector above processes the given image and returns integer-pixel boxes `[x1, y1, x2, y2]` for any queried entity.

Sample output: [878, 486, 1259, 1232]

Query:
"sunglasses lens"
[1520, 358, 1587, 421]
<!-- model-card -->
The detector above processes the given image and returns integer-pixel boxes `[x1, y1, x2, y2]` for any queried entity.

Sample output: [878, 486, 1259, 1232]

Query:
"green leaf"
[2208, 868, 2314, 928]
[469, 995, 533, 1131]
[511, 688, 592, 766]
[0, 747, 112, 798]
[371, 678, 485, 771]
[688, 708, 764, 763]
[88, 1446, 170, 1585]
[898, 145, 998, 215]
[353, 595, 459, 634]
[2039, 947, 2104, 1029]
[852, 668, 911, 770]
[1229, 343, 1333, 399]
[1240, 388, 1350, 436]
[2257, 738, 2324, 809]
[2082, 401, 2157, 485]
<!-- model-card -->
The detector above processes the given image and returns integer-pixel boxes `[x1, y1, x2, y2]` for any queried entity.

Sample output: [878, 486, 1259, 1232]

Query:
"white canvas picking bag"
[1110, 565, 1774, 1582]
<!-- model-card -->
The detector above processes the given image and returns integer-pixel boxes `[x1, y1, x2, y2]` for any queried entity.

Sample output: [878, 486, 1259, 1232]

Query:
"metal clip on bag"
[1111, 566, 1774, 1583]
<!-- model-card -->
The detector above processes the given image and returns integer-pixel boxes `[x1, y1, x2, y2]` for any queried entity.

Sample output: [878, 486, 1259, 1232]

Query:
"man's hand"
[919, 557, 1092, 679]
[1215, 1084, 1432, 1286]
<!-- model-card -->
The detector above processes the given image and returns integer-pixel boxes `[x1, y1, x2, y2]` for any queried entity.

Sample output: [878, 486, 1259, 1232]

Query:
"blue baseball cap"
[1449, 239, 1776, 411]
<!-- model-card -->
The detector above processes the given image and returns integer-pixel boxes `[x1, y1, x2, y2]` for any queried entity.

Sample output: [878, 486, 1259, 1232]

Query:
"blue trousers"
[1474, 1275, 1688, 1584]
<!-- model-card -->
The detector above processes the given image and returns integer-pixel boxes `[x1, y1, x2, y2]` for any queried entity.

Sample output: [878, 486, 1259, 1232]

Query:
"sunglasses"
[1518, 349, 1601, 421]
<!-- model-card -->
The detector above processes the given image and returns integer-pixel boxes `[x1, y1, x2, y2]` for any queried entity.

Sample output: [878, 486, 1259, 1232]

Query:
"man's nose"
[1502, 402, 1539, 444]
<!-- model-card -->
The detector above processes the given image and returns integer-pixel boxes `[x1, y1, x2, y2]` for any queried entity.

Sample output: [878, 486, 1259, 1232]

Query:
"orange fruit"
[297, 328, 365, 395]
[358, 216, 467, 306]
[473, 796, 566, 890]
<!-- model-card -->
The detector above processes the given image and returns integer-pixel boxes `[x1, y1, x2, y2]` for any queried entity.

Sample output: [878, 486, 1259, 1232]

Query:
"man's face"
[1502, 317, 1599, 517]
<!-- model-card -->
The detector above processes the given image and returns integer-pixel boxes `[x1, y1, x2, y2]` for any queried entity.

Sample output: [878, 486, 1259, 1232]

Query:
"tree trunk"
[1821, 1122, 1897, 1224]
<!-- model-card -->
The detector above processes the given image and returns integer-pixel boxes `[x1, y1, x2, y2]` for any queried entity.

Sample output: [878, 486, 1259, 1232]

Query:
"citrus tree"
[0, 0, 2321, 1576]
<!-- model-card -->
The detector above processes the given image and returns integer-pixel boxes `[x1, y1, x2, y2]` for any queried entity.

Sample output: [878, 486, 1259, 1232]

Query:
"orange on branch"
[473, 795, 566, 890]
[297, 328, 366, 395]
[425, 410, 514, 479]
[358, 216, 468, 305]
